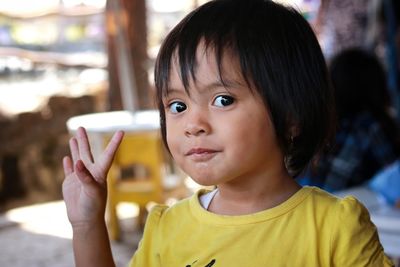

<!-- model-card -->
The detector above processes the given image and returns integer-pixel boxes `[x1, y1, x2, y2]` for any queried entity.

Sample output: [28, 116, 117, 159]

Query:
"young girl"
[62, 0, 394, 266]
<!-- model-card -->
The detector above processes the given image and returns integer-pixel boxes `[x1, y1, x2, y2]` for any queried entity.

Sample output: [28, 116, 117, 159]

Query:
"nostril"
[185, 124, 208, 136]
[184, 110, 211, 136]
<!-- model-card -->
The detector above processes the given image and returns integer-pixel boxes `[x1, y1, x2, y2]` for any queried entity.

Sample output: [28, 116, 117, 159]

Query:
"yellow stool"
[106, 131, 165, 241]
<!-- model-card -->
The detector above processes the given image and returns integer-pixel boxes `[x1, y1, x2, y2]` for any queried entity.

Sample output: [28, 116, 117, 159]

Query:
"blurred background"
[0, 0, 399, 266]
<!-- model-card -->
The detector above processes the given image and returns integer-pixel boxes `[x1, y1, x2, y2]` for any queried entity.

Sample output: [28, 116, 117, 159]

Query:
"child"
[62, 0, 394, 266]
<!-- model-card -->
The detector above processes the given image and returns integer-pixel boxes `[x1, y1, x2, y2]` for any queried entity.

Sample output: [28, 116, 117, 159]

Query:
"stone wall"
[0, 94, 102, 211]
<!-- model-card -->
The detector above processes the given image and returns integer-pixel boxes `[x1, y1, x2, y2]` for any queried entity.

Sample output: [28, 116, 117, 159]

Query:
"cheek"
[238, 111, 272, 135]
[237, 113, 276, 149]
[165, 121, 180, 156]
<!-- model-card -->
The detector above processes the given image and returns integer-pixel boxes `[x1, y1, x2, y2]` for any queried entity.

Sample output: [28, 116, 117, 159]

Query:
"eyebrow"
[206, 78, 244, 89]
[166, 77, 244, 96]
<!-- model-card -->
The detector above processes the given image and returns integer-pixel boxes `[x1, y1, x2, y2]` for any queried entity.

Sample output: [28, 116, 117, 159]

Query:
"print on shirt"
[186, 259, 216, 267]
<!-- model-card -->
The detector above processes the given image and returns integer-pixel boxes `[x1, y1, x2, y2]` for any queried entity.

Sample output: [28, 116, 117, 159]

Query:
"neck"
[208, 169, 301, 216]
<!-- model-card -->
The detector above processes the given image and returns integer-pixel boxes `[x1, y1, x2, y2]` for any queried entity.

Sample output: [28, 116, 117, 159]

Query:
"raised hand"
[62, 127, 124, 227]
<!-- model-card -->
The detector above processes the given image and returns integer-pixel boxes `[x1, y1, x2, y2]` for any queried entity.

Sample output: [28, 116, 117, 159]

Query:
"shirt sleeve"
[331, 196, 394, 267]
[128, 205, 168, 267]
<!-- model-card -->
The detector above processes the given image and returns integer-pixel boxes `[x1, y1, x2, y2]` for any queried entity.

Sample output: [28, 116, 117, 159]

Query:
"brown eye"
[169, 101, 187, 113]
[213, 95, 235, 107]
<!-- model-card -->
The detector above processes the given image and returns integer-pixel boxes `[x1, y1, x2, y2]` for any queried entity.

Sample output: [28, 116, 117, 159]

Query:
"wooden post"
[106, 0, 150, 111]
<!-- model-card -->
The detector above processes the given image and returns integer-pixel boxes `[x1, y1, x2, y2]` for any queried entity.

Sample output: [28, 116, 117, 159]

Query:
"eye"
[169, 101, 187, 113]
[213, 95, 235, 107]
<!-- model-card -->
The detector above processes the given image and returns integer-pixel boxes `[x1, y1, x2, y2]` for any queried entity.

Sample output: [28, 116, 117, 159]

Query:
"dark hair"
[154, 0, 335, 177]
[329, 48, 400, 152]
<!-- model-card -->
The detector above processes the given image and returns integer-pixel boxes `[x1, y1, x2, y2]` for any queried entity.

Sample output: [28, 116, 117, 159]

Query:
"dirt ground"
[0, 200, 143, 267]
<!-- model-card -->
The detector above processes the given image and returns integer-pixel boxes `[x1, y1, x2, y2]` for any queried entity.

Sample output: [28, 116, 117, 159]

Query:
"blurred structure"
[313, 0, 370, 60]
[313, 0, 400, 118]
[0, 0, 201, 212]
[106, 0, 146, 111]
[298, 48, 400, 191]
[0, 0, 109, 211]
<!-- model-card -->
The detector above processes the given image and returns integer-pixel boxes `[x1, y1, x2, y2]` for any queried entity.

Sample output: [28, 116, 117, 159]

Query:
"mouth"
[185, 148, 220, 161]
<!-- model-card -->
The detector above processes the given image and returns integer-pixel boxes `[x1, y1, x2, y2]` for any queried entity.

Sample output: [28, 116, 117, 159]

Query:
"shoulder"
[299, 187, 362, 220]
[146, 198, 191, 225]
[305, 187, 392, 266]
[304, 186, 346, 208]
[330, 195, 377, 241]
[328, 194, 393, 266]
[139, 191, 208, 248]
[145, 204, 169, 228]
[146, 190, 203, 226]
[307, 187, 375, 232]
[130, 194, 197, 266]
[334, 195, 370, 221]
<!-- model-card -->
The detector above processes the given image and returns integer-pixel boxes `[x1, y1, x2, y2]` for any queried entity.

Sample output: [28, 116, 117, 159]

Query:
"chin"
[181, 164, 222, 186]
[186, 172, 217, 187]
[194, 179, 216, 187]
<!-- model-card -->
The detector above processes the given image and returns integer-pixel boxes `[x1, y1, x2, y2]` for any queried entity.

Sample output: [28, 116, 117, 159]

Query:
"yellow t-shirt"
[129, 186, 393, 266]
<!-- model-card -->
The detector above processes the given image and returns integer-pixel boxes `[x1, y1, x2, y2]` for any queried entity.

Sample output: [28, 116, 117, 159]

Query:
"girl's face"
[162, 46, 286, 187]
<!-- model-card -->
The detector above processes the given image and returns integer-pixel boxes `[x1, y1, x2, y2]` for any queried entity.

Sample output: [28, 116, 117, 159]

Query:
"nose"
[184, 109, 211, 137]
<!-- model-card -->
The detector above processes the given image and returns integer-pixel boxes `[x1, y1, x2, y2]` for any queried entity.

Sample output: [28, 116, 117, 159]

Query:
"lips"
[185, 148, 220, 161]
[186, 148, 217, 155]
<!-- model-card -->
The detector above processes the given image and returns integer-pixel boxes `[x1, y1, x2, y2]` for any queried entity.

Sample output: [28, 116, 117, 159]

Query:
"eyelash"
[212, 95, 235, 107]
[168, 101, 187, 114]
[166, 94, 235, 114]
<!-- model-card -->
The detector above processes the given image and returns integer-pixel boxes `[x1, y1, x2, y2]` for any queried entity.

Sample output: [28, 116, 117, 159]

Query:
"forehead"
[168, 43, 247, 92]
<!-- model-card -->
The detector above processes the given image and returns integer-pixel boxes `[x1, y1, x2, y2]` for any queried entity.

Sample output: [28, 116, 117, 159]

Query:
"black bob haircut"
[154, 0, 335, 177]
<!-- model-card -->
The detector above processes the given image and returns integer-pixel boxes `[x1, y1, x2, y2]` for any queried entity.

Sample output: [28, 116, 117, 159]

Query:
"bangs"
[155, 0, 256, 98]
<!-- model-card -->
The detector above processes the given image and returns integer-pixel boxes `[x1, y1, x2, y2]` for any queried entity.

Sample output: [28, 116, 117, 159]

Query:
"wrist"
[71, 220, 115, 267]
[71, 219, 107, 236]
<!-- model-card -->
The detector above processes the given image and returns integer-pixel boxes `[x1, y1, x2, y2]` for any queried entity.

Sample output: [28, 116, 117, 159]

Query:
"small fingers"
[100, 130, 124, 169]
[77, 127, 94, 163]
[63, 156, 73, 176]
[69, 137, 79, 164]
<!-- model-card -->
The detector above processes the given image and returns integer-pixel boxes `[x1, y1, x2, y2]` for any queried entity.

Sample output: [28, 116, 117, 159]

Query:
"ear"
[287, 122, 300, 144]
